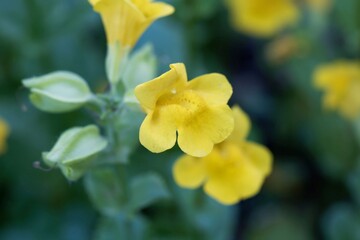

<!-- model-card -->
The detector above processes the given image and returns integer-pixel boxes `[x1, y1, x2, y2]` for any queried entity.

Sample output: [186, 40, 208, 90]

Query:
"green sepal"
[43, 125, 108, 181]
[22, 71, 92, 113]
[123, 44, 157, 111]
[106, 41, 130, 86]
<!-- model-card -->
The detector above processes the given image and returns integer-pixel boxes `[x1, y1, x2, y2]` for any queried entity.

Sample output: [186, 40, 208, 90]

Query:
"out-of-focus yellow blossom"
[305, 0, 332, 13]
[226, 0, 299, 37]
[0, 118, 9, 155]
[314, 61, 360, 119]
[173, 106, 273, 205]
[135, 63, 234, 157]
[266, 35, 299, 63]
[89, 0, 174, 47]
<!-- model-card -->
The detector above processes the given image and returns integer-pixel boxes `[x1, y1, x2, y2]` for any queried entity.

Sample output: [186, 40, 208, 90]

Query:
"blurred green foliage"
[1, 0, 360, 239]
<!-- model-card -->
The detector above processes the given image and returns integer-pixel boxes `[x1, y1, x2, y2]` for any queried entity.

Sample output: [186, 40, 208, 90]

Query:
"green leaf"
[84, 167, 125, 216]
[94, 214, 148, 240]
[129, 172, 170, 212]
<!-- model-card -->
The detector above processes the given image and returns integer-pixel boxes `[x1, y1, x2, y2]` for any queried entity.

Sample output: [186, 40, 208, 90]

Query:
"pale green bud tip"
[22, 71, 92, 113]
[42, 125, 108, 181]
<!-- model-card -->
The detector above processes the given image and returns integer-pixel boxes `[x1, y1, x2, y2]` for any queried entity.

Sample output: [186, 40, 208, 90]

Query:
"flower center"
[156, 89, 207, 120]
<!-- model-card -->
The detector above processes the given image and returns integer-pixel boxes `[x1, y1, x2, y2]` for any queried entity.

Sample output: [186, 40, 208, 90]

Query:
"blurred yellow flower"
[89, 0, 174, 47]
[314, 61, 360, 119]
[173, 106, 273, 205]
[226, 0, 299, 37]
[135, 63, 234, 157]
[0, 118, 9, 155]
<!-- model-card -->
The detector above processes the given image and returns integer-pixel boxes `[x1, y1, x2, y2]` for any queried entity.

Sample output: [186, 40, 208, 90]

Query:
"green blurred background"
[0, 0, 359, 239]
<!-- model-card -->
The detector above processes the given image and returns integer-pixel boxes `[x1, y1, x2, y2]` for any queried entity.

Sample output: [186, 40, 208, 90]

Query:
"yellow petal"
[92, 0, 145, 45]
[226, 105, 251, 144]
[204, 174, 242, 205]
[228, 0, 299, 37]
[203, 143, 265, 205]
[145, 2, 175, 20]
[139, 106, 178, 153]
[91, 0, 174, 46]
[135, 63, 187, 111]
[0, 118, 9, 154]
[243, 142, 273, 176]
[173, 155, 206, 188]
[188, 73, 232, 105]
[339, 81, 360, 119]
[177, 105, 234, 157]
[89, 0, 100, 5]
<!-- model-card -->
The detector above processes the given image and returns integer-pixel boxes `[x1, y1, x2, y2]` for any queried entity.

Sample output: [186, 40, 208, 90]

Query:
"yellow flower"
[314, 61, 360, 119]
[89, 0, 174, 47]
[0, 118, 10, 155]
[173, 106, 273, 205]
[226, 0, 299, 37]
[135, 63, 234, 157]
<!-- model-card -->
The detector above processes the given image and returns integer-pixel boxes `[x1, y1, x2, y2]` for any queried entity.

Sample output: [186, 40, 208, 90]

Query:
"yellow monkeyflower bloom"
[173, 106, 273, 205]
[314, 61, 360, 119]
[135, 63, 234, 157]
[226, 0, 299, 37]
[0, 118, 10, 155]
[89, 0, 174, 46]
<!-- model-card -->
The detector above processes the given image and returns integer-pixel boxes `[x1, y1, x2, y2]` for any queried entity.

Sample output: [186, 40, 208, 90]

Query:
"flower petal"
[139, 106, 179, 153]
[204, 174, 242, 205]
[135, 63, 187, 111]
[145, 2, 175, 20]
[177, 105, 234, 157]
[188, 73, 232, 105]
[92, 0, 146, 44]
[0, 119, 9, 155]
[226, 105, 251, 143]
[243, 142, 273, 176]
[204, 143, 265, 205]
[173, 155, 206, 188]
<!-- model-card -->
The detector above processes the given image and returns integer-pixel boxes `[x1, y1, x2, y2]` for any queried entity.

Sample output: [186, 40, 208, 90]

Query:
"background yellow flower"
[0, 118, 9, 155]
[314, 60, 360, 119]
[226, 0, 299, 37]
